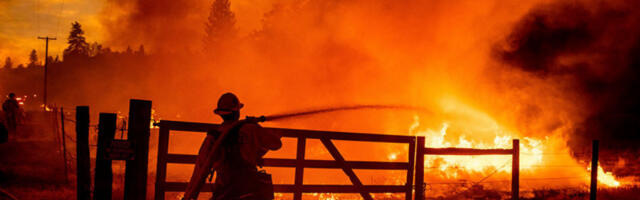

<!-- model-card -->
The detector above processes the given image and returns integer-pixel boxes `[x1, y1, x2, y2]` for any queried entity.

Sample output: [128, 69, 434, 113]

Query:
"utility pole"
[38, 36, 56, 107]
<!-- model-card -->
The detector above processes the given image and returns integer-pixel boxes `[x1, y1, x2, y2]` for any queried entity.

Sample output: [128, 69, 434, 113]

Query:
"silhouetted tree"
[3, 57, 12, 68]
[203, 0, 236, 52]
[28, 49, 38, 67]
[136, 45, 145, 56]
[54, 55, 60, 63]
[64, 21, 89, 59]
[125, 46, 133, 55]
[16, 64, 25, 69]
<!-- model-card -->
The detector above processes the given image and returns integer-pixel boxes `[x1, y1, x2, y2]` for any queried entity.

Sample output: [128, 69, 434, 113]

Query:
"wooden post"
[415, 137, 425, 200]
[293, 137, 306, 200]
[60, 107, 68, 183]
[94, 113, 117, 200]
[76, 106, 91, 200]
[590, 140, 599, 200]
[405, 137, 415, 200]
[154, 123, 170, 200]
[512, 139, 519, 200]
[124, 100, 152, 200]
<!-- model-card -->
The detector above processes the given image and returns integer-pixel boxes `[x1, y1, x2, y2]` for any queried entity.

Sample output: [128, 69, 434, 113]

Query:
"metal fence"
[154, 120, 416, 200]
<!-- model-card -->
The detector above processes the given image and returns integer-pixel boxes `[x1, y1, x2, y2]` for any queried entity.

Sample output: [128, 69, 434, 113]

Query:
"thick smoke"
[495, 1, 640, 164]
[100, 0, 209, 52]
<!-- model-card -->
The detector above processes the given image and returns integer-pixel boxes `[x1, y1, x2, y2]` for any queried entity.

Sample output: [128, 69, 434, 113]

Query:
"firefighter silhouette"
[2, 93, 19, 132]
[183, 93, 282, 200]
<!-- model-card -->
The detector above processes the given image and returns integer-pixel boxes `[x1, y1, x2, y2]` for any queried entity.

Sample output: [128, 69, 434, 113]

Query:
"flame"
[150, 108, 160, 129]
[410, 117, 544, 173]
[595, 165, 621, 187]
[389, 97, 625, 191]
[40, 104, 51, 111]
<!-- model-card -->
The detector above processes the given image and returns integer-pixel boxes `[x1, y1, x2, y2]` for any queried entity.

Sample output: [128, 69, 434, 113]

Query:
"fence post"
[76, 106, 91, 200]
[590, 140, 599, 200]
[95, 113, 117, 200]
[293, 137, 306, 200]
[154, 123, 169, 200]
[405, 137, 415, 200]
[415, 137, 425, 200]
[512, 139, 519, 200]
[124, 99, 152, 200]
[60, 107, 68, 183]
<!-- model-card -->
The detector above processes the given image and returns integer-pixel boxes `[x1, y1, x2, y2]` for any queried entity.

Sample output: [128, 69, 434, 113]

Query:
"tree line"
[0, 0, 236, 110]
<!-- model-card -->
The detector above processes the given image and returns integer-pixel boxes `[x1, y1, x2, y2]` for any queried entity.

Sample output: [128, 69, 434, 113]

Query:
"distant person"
[2, 93, 19, 132]
[183, 92, 282, 200]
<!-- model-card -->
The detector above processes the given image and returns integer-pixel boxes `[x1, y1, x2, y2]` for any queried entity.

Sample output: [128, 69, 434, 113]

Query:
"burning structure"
[1, 0, 640, 199]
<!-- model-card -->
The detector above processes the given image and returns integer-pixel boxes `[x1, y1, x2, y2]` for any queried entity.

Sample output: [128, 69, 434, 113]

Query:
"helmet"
[214, 92, 244, 115]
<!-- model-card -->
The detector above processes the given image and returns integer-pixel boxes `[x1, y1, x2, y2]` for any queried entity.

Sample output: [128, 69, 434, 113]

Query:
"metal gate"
[154, 120, 416, 200]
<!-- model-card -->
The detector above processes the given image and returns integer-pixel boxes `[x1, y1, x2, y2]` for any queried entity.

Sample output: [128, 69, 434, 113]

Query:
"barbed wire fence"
[420, 152, 605, 199]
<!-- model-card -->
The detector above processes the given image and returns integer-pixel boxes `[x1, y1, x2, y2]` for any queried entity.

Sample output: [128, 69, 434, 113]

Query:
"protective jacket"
[184, 120, 282, 200]
[204, 121, 281, 200]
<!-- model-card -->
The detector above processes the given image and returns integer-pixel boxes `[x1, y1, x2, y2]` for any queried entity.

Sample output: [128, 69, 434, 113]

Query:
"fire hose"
[182, 105, 428, 199]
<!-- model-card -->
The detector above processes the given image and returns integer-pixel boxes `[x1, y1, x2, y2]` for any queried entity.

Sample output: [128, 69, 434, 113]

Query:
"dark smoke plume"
[495, 0, 640, 172]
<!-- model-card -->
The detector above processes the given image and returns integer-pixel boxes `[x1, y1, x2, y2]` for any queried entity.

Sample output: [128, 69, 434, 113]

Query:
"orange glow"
[3, 0, 638, 199]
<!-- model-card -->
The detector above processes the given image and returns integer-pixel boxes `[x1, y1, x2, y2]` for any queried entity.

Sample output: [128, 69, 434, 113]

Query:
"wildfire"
[409, 116, 544, 174]
[593, 165, 621, 187]
[389, 97, 625, 190]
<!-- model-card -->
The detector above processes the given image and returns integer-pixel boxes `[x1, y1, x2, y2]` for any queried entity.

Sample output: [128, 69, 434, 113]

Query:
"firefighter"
[183, 93, 282, 200]
[2, 93, 19, 132]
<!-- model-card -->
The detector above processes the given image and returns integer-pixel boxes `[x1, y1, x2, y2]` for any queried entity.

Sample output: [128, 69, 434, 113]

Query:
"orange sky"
[0, 0, 105, 65]
[0, 0, 295, 65]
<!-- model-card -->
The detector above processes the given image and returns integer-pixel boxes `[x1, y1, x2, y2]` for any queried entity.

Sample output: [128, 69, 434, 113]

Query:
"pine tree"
[3, 57, 13, 68]
[64, 21, 89, 58]
[203, 0, 237, 51]
[28, 49, 38, 67]
[137, 45, 145, 56]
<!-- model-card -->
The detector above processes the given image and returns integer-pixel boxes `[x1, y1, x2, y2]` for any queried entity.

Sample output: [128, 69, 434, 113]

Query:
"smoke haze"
[5, 0, 629, 181]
